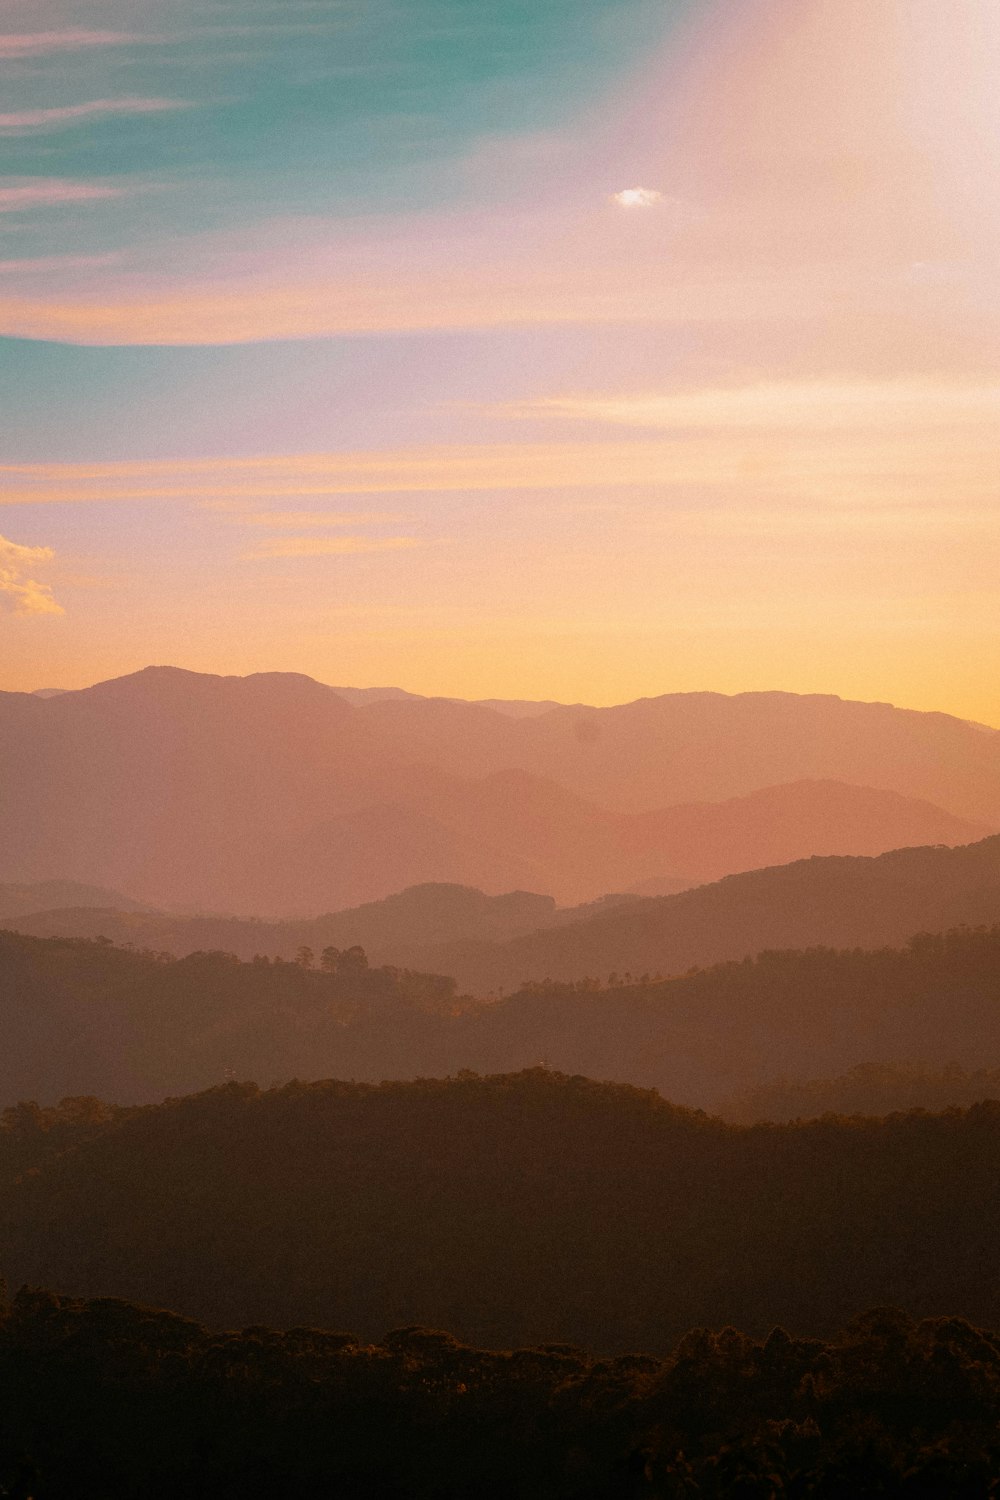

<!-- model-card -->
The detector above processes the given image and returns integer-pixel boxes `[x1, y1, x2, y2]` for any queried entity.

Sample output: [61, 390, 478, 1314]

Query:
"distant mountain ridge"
[0, 666, 995, 914]
[419, 833, 1000, 993]
[5, 884, 569, 964]
[0, 881, 152, 922]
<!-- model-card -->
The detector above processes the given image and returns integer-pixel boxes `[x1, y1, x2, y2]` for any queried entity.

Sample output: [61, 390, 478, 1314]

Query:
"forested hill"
[0, 931, 462, 1106]
[418, 833, 1000, 991]
[6, 924, 1000, 1108]
[2, 1072, 999, 1353]
[4, 1291, 1000, 1498]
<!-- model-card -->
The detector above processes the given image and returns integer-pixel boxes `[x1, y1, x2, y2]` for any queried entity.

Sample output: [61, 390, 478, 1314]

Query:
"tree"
[339, 945, 369, 975]
[295, 946, 314, 969]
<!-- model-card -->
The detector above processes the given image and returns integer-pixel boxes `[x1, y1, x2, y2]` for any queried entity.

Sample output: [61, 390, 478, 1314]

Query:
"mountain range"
[0, 666, 995, 915]
[8, 833, 1000, 999]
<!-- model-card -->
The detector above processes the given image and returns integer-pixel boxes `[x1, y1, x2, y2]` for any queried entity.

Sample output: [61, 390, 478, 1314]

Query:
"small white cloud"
[0, 534, 64, 616]
[611, 187, 663, 209]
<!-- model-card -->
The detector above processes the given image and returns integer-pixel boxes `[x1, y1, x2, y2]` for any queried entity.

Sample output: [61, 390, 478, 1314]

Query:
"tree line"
[3, 1071, 1000, 1351]
[6, 923, 1000, 1110]
[2, 1287, 1000, 1497]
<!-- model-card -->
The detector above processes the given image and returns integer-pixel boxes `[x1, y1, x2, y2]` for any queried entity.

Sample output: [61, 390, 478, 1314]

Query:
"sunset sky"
[2, 0, 998, 720]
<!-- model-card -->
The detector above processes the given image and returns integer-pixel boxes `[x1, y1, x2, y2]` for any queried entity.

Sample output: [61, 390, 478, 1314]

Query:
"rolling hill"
[5, 920, 1000, 1110]
[2, 1071, 999, 1352]
[419, 834, 1000, 993]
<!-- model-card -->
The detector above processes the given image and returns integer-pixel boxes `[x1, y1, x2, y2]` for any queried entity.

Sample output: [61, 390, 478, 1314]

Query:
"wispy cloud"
[0, 99, 190, 135]
[0, 180, 123, 212]
[242, 535, 422, 560]
[0, 534, 63, 616]
[2, 427, 996, 511]
[0, 31, 138, 58]
[226, 509, 404, 527]
[514, 380, 1000, 432]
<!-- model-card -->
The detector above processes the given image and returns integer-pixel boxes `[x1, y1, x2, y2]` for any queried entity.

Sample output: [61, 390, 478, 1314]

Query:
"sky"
[1, 0, 999, 721]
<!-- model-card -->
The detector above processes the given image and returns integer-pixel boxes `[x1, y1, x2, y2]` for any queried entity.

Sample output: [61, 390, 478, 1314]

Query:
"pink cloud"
[0, 180, 123, 212]
[0, 30, 137, 58]
[0, 99, 189, 134]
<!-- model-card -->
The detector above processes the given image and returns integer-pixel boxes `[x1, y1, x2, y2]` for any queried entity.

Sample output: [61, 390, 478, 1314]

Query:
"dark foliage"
[3, 1071, 1000, 1351]
[2, 1289, 1000, 1497]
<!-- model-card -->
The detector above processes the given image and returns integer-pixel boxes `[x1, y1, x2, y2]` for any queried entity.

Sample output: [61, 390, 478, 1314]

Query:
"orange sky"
[2, 0, 998, 723]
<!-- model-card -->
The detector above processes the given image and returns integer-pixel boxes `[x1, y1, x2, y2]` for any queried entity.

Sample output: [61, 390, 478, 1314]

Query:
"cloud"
[207, 505, 403, 526]
[515, 380, 1000, 432]
[0, 31, 138, 58]
[0, 180, 123, 212]
[0, 534, 63, 616]
[0, 99, 190, 135]
[611, 187, 663, 208]
[2, 421, 996, 514]
[242, 535, 422, 560]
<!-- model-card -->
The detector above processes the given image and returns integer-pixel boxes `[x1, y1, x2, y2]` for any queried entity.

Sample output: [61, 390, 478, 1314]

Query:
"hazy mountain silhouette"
[328, 684, 563, 717]
[417, 835, 1000, 993]
[0, 667, 993, 913]
[721, 1061, 1000, 1125]
[6, 884, 564, 965]
[0, 881, 151, 921]
[350, 685, 1000, 821]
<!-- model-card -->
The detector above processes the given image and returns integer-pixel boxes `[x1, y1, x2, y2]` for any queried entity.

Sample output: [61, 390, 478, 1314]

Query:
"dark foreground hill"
[3, 1072, 1000, 1352]
[422, 834, 1000, 991]
[6, 924, 1000, 1108]
[3, 1290, 1000, 1499]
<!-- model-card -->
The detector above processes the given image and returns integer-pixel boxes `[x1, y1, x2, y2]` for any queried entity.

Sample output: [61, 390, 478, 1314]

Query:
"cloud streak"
[0, 30, 138, 58]
[0, 99, 190, 135]
[0, 534, 63, 616]
[516, 380, 1000, 432]
[2, 412, 995, 514]
[241, 535, 422, 560]
[0, 180, 123, 212]
[222, 509, 404, 527]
